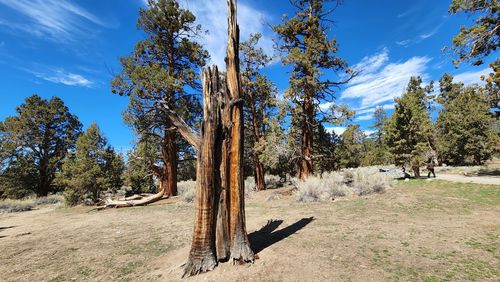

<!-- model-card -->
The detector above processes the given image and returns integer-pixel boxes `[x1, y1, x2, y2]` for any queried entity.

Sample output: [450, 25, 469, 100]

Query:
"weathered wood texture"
[183, 67, 221, 277]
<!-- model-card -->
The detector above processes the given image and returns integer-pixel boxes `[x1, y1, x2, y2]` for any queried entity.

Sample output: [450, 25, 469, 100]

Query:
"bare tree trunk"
[216, 73, 231, 262]
[183, 67, 221, 277]
[298, 93, 314, 180]
[226, 0, 254, 263]
[413, 166, 420, 178]
[162, 127, 178, 197]
[254, 155, 266, 191]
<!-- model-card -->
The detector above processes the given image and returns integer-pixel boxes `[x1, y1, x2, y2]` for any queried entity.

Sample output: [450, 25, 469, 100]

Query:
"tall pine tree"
[274, 0, 354, 179]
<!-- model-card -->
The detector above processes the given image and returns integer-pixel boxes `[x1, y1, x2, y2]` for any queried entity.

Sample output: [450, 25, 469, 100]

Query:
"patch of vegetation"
[0, 195, 63, 213]
[125, 239, 171, 256]
[119, 261, 144, 278]
[78, 266, 92, 277]
[295, 168, 390, 202]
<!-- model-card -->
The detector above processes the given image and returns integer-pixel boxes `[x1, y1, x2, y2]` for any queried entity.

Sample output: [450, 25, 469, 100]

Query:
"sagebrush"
[296, 168, 390, 202]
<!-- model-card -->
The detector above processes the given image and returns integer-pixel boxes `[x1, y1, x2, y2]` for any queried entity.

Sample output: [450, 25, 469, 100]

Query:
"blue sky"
[0, 0, 497, 150]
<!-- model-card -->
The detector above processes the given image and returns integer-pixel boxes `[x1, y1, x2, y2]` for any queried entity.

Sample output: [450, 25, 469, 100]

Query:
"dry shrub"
[265, 175, 282, 188]
[0, 200, 34, 213]
[295, 168, 390, 202]
[33, 194, 63, 206]
[178, 180, 196, 203]
[245, 176, 256, 197]
[0, 194, 63, 213]
[351, 168, 390, 196]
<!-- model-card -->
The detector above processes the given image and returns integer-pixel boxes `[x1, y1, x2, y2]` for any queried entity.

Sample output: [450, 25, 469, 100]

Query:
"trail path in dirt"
[436, 174, 500, 185]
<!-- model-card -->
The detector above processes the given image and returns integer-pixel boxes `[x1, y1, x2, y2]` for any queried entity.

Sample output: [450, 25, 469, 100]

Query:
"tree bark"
[216, 73, 231, 262]
[162, 128, 178, 197]
[226, 0, 254, 263]
[253, 155, 266, 191]
[183, 66, 221, 277]
[298, 92, 314, 180]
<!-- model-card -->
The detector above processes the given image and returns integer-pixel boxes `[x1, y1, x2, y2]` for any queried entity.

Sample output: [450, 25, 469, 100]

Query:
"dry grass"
[177, 180, 196, 203]
[296, 168, 390, 202]
[0, 180, 498, 281]
[0, 195, 63, 213]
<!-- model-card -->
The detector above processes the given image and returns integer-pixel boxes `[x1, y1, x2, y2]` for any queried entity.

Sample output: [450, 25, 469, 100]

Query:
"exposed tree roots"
[182, 256, 217, 278]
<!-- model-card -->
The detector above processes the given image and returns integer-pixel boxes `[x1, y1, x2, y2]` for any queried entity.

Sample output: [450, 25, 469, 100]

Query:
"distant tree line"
[0, 0, 498, 204]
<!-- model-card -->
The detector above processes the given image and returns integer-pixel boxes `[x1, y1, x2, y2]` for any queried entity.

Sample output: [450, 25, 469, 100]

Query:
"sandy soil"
[0, 180, 499, 282]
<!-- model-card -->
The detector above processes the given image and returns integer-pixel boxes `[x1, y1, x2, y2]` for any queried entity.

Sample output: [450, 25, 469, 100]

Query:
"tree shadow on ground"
[249, 217, 315, 254]
[477, 168, 500, 176]
[0, 226, 15, 239]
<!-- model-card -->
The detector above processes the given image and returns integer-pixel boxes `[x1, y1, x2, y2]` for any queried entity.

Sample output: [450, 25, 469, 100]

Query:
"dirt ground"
[0, 180, 499, 282]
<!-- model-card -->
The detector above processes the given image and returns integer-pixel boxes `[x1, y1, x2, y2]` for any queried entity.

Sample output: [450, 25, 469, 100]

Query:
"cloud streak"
[23, 67, 93, 87]
[0, 0, 112, 42]
[341, 48, 431, 109]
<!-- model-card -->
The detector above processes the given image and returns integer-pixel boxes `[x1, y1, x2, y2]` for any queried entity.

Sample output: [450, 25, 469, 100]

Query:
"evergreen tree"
[338, 124, 366, 168]
[124, 141, 156, 194]
[0, 95, 81, 198]
[112, 0, 208, 197]
[274, 0, 354, 179]
[59, 124, 124, 206]
[240, 33, 277, 190]
[436, 73, 496, 165]
[364, 106, 391, 165]
[386, 77, 434, 177]
[448, 0, 499, 66]
[314, 123, 340, 174]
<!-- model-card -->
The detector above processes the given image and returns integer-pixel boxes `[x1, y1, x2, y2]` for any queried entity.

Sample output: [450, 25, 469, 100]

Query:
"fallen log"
[98, 192, 165, 209]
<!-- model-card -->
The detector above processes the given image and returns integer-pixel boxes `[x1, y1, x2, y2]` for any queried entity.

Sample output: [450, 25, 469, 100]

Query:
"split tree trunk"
[163, 0, 254, 276]
[183, 67, 221, 277]
[226, 0, 254, 263]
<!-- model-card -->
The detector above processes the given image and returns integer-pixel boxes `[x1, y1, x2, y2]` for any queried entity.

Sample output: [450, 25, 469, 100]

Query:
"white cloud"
[363, 129, 376, 136]
[30, 69, 92, 87]
[325, 126, 346, 135]
[355, 114, 374, 121]
[148, 0, 274, 68]
[0, 0, 111, 42]
[356, 103, 395, 116]
[453, 68, 491, 85]
[396, 23, 444, 47]
[341, 49, 431, 109]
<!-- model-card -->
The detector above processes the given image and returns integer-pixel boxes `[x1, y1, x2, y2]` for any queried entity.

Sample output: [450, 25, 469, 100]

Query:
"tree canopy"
[0, 95, 81, 198]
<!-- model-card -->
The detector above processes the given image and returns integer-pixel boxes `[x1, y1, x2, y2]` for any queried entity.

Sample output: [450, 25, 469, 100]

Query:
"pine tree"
[0, 95, 81, 198]
[240, 33, 277, 191]
[386, 77, 434, 177]
[436, 73, 496, 165]
[112, 0, 208, 197]
[364, 106, 391, 165]
[59, 124, 124, 206]
[274, 0, 354, 179]
[448, 0, 499, 66]
[339, 124, 366, 168]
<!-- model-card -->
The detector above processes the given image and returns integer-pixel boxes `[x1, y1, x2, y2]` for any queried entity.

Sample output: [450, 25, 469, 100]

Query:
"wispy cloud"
[341, 48, 431, 109]
[355, 114, 374, 121]
[0, 0, 113, 42]
[453, 68, 491, 85]
[0, 41, 4, 47]
[140, 0, 274, 68]
[396, 5, 419, 19]
[22, 67, 93, 87]
[396, 22, 444, 47]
